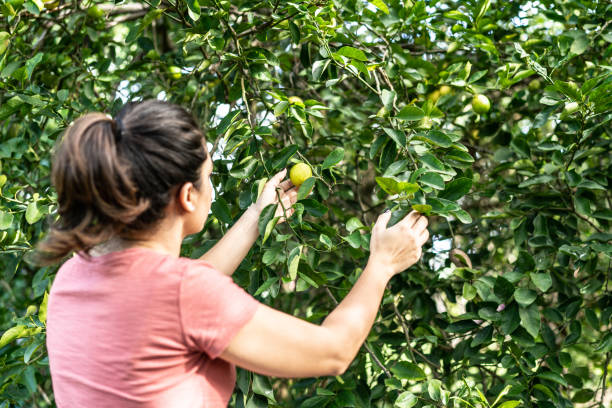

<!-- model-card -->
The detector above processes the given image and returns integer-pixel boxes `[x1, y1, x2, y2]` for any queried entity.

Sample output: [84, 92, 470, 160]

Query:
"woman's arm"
[220, 210, 429, 377]
[200, 169, 297, 276]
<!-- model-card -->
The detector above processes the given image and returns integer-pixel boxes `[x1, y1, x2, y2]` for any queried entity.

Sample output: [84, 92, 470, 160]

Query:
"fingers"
[412, 215, 428, 233]
[396, 210, 421, 228]
[374, 211, 392, 233]
[278, 179, 294, 192]
[419, 228, 430, 246]
[281, 187, 298, 207]
[269, 169, 287, 187]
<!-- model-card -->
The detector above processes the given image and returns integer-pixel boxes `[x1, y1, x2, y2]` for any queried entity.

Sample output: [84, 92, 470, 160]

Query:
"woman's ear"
[177, 182, 197, 212]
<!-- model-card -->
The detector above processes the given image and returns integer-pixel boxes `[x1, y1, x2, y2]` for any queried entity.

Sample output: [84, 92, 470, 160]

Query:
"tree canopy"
[1, 0, 611, 407]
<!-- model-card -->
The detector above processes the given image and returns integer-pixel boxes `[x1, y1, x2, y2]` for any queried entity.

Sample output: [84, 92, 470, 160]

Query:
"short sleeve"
[179, 260, 259, 359]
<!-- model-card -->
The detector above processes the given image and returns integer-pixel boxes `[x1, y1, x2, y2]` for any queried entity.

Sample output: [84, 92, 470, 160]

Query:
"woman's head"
[35, 99, 210, 265]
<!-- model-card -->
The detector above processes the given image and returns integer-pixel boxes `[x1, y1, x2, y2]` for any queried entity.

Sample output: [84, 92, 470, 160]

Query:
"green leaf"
[537, 371, 568, 387]
[337, 46, 367, 61]
[394, 391, 418, 408]
[514, 288, 537, 306]
[383, 127, 406, 147]
[439, 177, 472, 201]
[297, 177, 315, 201]
[288, 21, 300, 44]
[346, 217, 364, 233]
[39, 291, 48, 325]
[412, 204, 432, 215]
[519, 304, 540, 338]
[423, 130, 453, 147]
[518, 174, 554, 188]
[321, 148, 344, 169]
[301, 199, 327, 217]
[494, 276, 514, 300]
[381, 89, 396, 110]
[216, 110, 241, 136]
[447, 320, 479, 333]
[530, 272, 552, 292]
[572, 389, 595, 403]
[0, 211, 13, 230]
[258, 204, 278, 236]
[22, 366, 37, 394]
[211, 197, 232, 224]
[25, 52, 43, 80]
[396, 106, 425, 121]
[498, 402, 521, 408]
[229, 158, 258, 179]
[419, 153, 444, 171]
[390, 361, 426, 380]
[368, 0, 389, 14]
[463, 283, 477, 300]
[25, 201, 43, 224]
[270, 145, 299, 169]
[420, 172, 444, 190]
[252, 374, 276, 402]
[185, 0, 201, 21]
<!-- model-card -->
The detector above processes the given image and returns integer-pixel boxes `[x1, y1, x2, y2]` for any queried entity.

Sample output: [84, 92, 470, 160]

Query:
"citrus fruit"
[290, 162, 312, 186]
[288, 96, 305, 107]
[472, 94, 490, 114]
[87, 5, 104, 19]
[528, 79, 541, 91]
[439, 85, 452, 96]
[427, 90, 440, 102]
[168, 66, 182, 79]
[561, 101, 579, 119]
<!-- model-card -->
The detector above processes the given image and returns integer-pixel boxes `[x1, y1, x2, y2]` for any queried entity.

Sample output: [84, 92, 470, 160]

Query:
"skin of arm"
[220, 210, 429, 377]
[200, 169, 297, 276]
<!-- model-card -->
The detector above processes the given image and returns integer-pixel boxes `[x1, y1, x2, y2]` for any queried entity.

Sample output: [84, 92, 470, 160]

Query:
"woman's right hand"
[368, 210, 429, 278]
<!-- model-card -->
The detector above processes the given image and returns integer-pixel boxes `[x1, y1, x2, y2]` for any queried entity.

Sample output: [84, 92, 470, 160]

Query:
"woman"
[38, 99, 429, 407]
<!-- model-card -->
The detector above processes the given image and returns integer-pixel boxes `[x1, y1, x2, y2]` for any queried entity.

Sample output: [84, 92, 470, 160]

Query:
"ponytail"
[33, 100, 208, 265]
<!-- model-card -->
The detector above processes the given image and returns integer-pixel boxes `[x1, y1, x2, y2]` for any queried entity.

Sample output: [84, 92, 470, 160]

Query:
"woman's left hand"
[254, 169, 298, 223]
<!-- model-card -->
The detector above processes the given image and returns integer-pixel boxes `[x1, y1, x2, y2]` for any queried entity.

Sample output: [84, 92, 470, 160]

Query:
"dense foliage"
[1, 0, 611, 407]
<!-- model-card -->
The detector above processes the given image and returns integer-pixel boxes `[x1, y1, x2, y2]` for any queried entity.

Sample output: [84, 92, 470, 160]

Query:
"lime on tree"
[290, 162, 312, 186]
[472, 94, 490, 114]
[439, 85, 452, 95]
[168, 66, 182, 79]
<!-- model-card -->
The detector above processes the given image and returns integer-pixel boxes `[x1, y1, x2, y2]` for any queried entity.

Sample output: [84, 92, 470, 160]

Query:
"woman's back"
[47, 247, 258, 407]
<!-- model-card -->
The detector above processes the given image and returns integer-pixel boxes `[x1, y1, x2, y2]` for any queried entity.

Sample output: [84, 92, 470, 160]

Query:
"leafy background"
[0, 0, 611, 407]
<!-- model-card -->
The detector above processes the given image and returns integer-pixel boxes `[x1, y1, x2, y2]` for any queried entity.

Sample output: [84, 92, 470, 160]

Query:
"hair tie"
[111, 118, 123, 142]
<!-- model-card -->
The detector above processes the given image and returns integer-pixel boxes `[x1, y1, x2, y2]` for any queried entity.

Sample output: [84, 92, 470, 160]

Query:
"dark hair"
[33, 99, 208, 265]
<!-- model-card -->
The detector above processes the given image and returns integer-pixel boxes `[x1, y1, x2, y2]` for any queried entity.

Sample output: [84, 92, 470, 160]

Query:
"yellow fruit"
[428, 90, 440, 102]
[289, 162, 312, 186]
[472, 94, 490, 114]
[0, 174, 6, 188]
[288, 96, 304, 107]
[168, 66, 182, 79]
[439, 85, 452, 96]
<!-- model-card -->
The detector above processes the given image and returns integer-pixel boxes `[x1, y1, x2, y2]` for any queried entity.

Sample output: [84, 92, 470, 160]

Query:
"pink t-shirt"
[46, 247, 259, 407]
